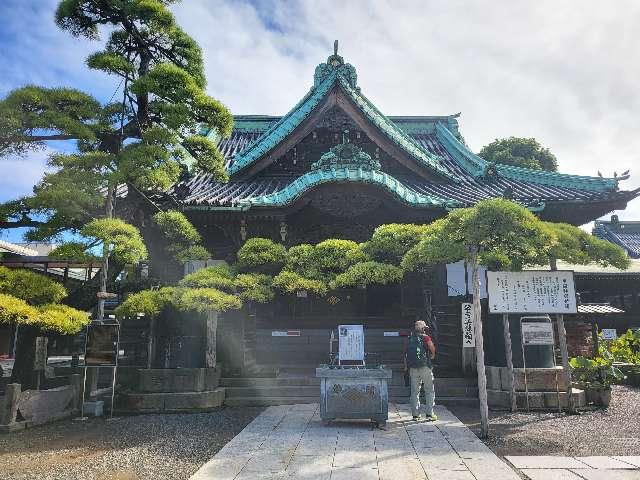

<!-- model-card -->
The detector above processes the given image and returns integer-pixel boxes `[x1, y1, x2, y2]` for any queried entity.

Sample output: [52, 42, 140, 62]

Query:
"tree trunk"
[205, 311, 218, 368]
[9, 325, 39, 389]
[96, 185, 115, 321]
[471, 246, 490, 438]
[503, 313, 517, 412]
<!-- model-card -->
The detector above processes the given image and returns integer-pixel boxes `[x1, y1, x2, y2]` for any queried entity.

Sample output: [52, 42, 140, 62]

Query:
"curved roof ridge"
[227, 57, 456, 180]
[435, 123, 619, 192]
[228, 70, 339, 175]
[336, 76, 455, 180]
[239, 167, 461, 210]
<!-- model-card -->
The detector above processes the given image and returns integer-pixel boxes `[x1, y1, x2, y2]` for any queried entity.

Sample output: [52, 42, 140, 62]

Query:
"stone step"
[221, 376, 478, 388]
[224, 396, 480, 407]
[223, 385, 478, 398]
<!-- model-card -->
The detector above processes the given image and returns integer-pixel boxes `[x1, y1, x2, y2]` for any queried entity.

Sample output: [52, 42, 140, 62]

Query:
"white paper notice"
[521, 322, 555, 345]
[338, 324, 365, 362]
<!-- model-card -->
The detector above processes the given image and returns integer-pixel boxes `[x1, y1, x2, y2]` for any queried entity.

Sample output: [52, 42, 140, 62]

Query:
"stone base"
[486, 365, 568, 391]
[488, 388, 586, 410]
[137, 367, 221, 393]
[118, 387, 225, 414]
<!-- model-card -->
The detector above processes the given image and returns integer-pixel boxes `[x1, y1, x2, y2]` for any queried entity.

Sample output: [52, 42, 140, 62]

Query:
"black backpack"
[406, 333, 432, 368]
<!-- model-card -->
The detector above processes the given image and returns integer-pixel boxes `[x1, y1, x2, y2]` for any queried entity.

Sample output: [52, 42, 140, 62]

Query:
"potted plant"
[570, 356, 625, 407]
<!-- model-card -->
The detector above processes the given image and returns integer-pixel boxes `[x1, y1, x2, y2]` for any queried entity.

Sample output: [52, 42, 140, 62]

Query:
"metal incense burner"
[316, 325, 392, 428]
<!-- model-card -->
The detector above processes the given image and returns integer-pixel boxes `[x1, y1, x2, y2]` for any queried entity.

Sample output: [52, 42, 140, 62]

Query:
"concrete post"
[0, 383, 21, 425]
[85, 367, 99, 399]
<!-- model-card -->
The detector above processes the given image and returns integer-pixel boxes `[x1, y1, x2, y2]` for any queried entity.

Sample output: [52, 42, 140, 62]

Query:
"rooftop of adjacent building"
[593, 215, 640, 258]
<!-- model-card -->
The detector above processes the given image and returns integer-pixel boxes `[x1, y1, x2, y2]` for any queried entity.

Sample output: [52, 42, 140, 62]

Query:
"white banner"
[521, 322, 555, 345]
[487, 271, 577, 314]
[338, 324, 365, 362]
[461, 302, 475, 348]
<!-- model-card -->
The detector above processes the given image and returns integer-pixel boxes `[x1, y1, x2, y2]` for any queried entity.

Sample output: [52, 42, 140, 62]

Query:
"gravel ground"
[449, 385, 640, 457]
[0, 407, 263, 480]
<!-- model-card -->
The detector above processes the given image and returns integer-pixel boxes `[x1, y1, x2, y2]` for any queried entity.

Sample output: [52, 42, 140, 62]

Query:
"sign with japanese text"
[521, 322, 555, 345]
[461, 302, 475, 348]
[338, 324, 365, 362]
[85, 324, 120, 366]
[487, 271, 577, 314]
[601, 328, 618, 340]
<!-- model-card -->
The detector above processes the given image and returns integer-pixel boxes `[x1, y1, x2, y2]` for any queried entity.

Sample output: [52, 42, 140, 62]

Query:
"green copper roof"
[236, 139, 459, 210]
[228, 52, 455, 180]
[238, 167, 460, 210]
[435, 124, 619, 192]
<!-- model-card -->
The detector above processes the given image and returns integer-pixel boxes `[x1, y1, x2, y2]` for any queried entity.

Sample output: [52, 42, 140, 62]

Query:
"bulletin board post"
[487, 270, 578, 413]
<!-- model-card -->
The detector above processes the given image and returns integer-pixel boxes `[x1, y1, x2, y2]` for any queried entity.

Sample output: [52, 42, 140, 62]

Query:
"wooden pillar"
[591, 320, 599, 357]
[470, 247, 489, 438]
[556, 314, 574, 412]
[0, 383, 21, 425]
[502, 313, 517, 412]
[69, 373, 83, 412]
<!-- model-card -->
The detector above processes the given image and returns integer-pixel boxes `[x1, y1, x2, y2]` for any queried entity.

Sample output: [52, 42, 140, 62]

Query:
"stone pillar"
[0, 383, 21, 425]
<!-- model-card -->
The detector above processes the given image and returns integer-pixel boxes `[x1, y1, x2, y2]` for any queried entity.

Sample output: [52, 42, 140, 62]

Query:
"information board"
[487, 271, 577, 314]
[601, 328, 618, 340]
[521, 322, 555, 345]
[461, 302, 475, 348]
[338, 324, 365, 362]
[85, 324, 120, 366]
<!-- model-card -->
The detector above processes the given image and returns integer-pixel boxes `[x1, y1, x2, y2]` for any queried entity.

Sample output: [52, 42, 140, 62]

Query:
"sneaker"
[412, 415, 420, 421]
[426, 413, 438, 421]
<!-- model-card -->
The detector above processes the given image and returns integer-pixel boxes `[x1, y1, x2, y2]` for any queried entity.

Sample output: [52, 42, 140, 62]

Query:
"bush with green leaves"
[153, 210, 210, 263]
[599, 329, 640, 364]
[569, 356, 625, 389]
[49, 242, 99, 262]
[236, 237, 286, 273]
[332, 261, 403, 289]
[362, 224, 429, 264]
[81, 218, 148, 265]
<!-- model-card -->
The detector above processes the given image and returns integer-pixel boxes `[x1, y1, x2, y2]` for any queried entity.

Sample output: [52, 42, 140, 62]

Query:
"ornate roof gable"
[239, 138, 460, 210]
[228, 42, 454, 180]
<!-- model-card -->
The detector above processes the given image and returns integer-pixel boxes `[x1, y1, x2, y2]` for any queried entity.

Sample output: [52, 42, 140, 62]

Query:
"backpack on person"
[406, 333, 432, 369]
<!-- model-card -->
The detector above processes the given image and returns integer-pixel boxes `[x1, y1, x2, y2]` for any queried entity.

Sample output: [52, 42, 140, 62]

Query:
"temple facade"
[166, 48, 639, 383]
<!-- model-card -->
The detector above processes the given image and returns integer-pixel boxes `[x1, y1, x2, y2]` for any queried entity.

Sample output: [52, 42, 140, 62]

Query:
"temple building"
[160, 47, 639, 403]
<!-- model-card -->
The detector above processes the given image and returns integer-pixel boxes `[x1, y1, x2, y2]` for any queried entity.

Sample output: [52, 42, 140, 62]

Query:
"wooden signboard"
[85, 324, 120, 367]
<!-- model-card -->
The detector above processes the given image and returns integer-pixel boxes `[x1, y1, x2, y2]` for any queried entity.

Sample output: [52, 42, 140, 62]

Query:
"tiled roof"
[174, 130, 629, 209]
[577, 304, 625, 314]
[180, 51, 638, 215]
[593, 219, 640, 258]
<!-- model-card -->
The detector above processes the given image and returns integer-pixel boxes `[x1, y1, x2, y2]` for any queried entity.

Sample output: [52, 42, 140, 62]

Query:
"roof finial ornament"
[334, 39, 339, 56]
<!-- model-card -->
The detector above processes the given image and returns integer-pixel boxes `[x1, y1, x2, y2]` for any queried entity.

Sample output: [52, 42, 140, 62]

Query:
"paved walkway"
[191, 403, 519, 479]
[506, 455, 640, 480]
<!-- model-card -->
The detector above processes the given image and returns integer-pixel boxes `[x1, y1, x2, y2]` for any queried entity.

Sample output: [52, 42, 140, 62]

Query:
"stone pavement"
[507, 455, 640, 480]
[191, 403, 520, 479]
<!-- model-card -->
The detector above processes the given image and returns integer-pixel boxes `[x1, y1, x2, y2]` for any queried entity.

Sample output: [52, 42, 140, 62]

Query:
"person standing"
[404, 320, 437, 421]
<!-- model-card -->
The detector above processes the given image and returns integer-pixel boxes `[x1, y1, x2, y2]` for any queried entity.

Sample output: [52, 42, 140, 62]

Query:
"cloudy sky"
[1, 0, 639, 242]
